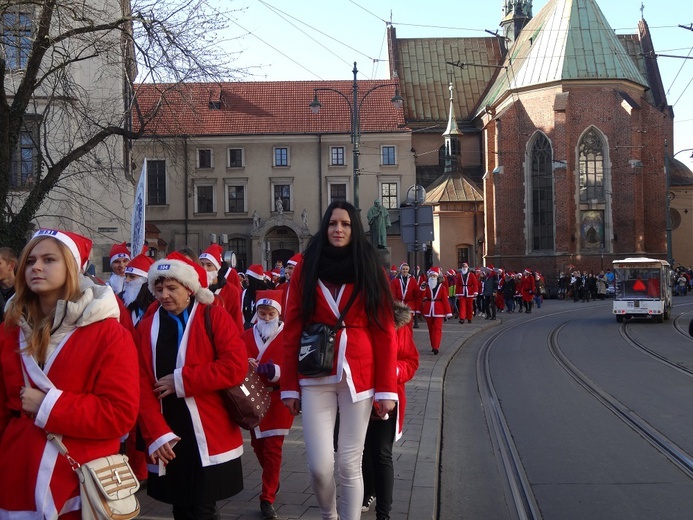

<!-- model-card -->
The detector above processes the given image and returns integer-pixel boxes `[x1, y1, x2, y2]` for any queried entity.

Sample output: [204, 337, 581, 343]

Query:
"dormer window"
[208, 85, 222, 110]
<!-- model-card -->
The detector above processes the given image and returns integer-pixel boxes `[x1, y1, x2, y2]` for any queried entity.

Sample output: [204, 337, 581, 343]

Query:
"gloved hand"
[257, 361, 276, 380]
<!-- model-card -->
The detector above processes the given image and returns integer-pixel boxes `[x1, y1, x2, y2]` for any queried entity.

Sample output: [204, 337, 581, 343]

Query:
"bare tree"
[0, 0, 242, 251]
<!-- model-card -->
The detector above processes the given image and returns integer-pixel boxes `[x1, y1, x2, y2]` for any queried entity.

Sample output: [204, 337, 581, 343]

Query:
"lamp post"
[310, 62, 403, 210]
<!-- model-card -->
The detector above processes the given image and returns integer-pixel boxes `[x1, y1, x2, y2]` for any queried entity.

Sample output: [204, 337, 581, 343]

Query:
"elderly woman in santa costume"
[0, 229, 139, 519]
[136, 252, 248, 520]
[241, 289, 295, 520]
[421, 267, 452, 355]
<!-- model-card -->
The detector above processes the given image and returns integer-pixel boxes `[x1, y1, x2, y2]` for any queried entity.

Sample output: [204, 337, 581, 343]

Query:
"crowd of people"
[387, 262, 548, 354]
[0, 203, 419, 520]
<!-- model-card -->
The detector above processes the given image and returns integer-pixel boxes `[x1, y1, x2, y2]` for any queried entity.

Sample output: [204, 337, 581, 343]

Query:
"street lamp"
[309, 61, 403, 210]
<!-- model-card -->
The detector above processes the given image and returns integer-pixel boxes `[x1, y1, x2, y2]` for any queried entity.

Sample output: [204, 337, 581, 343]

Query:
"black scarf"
[317, 244, 355, 284]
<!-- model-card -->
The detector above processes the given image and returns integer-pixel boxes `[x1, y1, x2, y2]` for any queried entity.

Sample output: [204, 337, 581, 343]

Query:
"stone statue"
[367, 199, 391, 249]
[275, 197, 283, 214]
[252, 210, 260, 230]
[301, 208, 308, 230]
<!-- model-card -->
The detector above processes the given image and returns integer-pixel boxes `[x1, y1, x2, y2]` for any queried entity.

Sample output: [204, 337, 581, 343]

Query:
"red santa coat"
[0, 292, 138, 518]
[421, 282, 452, 317]
[281, 262, 398, 403]
[455, 271, 479, 298]
[520, 273, 536, 302]
[242, 325, 295, 438]
[212, 276, 244, 332]
[136, 302, 248, 470]
[394, 319, 419, 441]
[390, 275, 421, 314]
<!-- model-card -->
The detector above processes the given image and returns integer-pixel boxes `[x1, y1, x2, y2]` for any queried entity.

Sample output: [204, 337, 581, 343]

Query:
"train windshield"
[614, 268, 662, 299]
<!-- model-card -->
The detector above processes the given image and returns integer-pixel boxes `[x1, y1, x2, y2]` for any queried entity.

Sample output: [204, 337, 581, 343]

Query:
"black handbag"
[298, 292, 357, 377]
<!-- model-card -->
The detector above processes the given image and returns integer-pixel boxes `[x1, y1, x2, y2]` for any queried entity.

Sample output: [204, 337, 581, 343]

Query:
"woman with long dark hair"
[281, 201, 398, 520]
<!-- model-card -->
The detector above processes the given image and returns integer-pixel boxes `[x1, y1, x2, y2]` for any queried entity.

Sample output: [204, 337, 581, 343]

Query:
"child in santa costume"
[421, 267, 452, 354]
[199, 243, 244, 331]
[106, 242, 131, 297]
[0, 229, 139, 519]
[242, 290, 295, 520]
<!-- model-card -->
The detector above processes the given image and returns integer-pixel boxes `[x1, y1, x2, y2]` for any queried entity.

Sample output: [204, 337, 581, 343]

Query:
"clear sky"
[222, 0, 693, 169]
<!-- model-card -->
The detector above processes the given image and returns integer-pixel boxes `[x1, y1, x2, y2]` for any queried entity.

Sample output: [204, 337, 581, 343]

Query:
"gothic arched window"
[531, 133, 554, 251]
[578, 129, 605, 202]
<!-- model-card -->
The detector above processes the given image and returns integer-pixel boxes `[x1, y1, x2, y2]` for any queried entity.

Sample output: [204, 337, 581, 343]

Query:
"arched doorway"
[264, 226, 299, 270]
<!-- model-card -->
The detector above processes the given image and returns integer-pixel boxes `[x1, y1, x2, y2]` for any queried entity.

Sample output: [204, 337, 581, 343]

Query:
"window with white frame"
[380, 181, 399, 209]
[228, 148, 244, 168]
[1, 12, 31, 70]
[194, 182, 215, 214]
[272, 182, 292, 212]
[330, 146, 345, 166]
[197, 149, 213, 168]
[329, 182, 348, 203]
[381, 145, 396, 166]
[225, 182, 246, 213]
[274, 147, 289, 167]
[147, 160, 167, 206]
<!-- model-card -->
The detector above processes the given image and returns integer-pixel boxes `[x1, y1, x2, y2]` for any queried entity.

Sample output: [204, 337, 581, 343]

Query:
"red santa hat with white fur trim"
[109, 242, 131, 265]
[286, 253, 302, 267]
[427, 266, 442, 277]
[32, 229, 92, 271]
[148, 252, 214, 304]
[125, 251, 154, 279]
[246, 264, 265, 281]
[199, 243, 224, 270]
[255, 289, 283, 315]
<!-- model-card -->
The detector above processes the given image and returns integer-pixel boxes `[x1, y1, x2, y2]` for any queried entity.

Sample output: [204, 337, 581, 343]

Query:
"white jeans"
[301, 378, 372, 520]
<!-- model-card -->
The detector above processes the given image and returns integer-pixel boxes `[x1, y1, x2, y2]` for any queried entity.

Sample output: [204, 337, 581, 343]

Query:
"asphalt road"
[440, 299, 693, 520]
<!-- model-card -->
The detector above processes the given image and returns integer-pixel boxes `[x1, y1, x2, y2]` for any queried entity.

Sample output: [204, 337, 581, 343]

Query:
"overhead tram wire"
[257, 0, 377, 73]
[228, 18, 323, 79]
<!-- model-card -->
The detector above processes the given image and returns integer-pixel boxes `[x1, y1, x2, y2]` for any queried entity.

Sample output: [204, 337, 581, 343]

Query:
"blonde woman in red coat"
[0, 230, 139, 519]
[137, 252, 248, 520]
[282, 201, 398, 520]
[242, 290, 295, 520]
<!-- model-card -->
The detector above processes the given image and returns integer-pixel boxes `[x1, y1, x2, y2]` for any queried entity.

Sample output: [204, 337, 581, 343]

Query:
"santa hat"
[148, 252, 214, 304]
[427, 267, 442, 277]
[199, 243, 224, 270]
[255, 289, 283, 315]
[399, 262, 409, 270]
[271, 268, 281, 278]
[32, 229, 93, 270]
[390, 265, 397, 271]
[446, 269, 456, 277]
[109, 242, 131, 265]
[286, 253, 302, 267]
[246, 264, 265, 281]
[524, 268, 532, 274]
[125, 251, 154, 279]
[461, 262, 469, 268]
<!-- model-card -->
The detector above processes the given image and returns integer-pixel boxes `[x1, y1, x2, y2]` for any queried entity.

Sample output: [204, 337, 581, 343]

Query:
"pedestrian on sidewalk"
[362, 301, 420, 519]
[421, 267, 452, 354]
[455, 263, 478, 323]
[242, 290, 295, 520]
[281, 201, 398, 520]
[137, 252, 248, 520]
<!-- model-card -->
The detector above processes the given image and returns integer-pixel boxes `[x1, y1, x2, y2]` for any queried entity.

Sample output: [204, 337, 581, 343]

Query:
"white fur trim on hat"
[125, 266, 148, 279]
[148, 258, 215, 305]
[199, 252, 221, 270]
[256, 296, 282, 315]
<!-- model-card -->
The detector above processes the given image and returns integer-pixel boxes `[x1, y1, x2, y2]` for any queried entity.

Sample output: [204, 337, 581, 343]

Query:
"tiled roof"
[133, 81, 407, 137]
[393, 36, 504, 124]
[479, 0, 649, 111]
[424, 173, 484, 203]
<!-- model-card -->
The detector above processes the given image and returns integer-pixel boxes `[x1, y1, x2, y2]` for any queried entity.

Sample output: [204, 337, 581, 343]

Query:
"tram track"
[619, 322, 693, 378]
[549, 322, 693, 481]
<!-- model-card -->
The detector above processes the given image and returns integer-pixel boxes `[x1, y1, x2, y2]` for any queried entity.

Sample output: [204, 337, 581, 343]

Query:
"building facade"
[133, 81, 415, 269]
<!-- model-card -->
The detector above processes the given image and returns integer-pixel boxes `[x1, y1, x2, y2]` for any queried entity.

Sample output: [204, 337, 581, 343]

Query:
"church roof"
[479, 0, 649, 111]
[424, 173, 484, 204]
[391, 32, 504, 124]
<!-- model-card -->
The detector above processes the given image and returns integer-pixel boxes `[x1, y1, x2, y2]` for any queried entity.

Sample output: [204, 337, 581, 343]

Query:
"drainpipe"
[318, 134, 323, 218]
[183, 135, 189, 245]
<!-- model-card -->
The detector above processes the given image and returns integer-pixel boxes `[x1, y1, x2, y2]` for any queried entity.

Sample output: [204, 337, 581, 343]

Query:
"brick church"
[389, 0, 677, 276]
